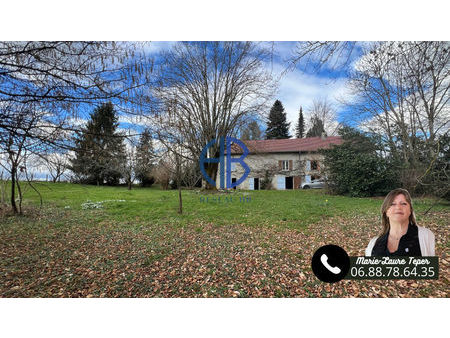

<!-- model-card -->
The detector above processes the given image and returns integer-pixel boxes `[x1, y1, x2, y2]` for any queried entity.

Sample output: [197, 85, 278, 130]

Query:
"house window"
[282, 160, 289, 171]
[230, 162, 236, 172]
[311, 160, 319, 170]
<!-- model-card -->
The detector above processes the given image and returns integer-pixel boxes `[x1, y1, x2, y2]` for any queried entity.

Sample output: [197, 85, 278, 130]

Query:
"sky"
[16, 40, 447, 180]
[65, 41, 361, 137]
[138, 41, 360, 136]
[1, 41, 364, 180]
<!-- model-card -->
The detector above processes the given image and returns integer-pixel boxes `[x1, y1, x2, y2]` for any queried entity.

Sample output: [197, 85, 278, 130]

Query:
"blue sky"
[144, 41, 362, 135]
[16, 41, 365, 142]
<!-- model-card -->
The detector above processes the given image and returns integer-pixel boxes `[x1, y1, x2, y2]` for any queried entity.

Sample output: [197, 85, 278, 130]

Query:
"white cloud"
[66, 117, 88, 128]
[144, 41, 177, 55]
[265, 61, 354, 135]
[118, 114, 151, 127]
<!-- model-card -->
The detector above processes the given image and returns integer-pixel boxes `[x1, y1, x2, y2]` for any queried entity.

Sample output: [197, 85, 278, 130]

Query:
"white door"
[248, 177, 254, 190]
[305, 175, 311, 183]
[277, 175, 285, 190]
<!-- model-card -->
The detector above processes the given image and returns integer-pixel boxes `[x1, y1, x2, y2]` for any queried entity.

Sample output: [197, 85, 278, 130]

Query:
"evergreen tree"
[135, 129, 156, 187]
[265, 100, 291, 139]
[70, 103, 126, 185]
[306, 116, 326, 137]
[295, 106, 305, 138]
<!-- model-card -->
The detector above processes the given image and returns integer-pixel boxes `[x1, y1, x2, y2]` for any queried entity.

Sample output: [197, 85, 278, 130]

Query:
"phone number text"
[345, 256, 439, 280]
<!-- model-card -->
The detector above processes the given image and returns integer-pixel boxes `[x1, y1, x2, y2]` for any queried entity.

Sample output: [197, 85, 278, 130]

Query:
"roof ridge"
[228, 136, 343, 154]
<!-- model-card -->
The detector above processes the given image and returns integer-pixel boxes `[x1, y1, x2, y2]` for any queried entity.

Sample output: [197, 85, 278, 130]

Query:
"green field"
[2, 182, 447, 228]
[1, 182, 449, 297]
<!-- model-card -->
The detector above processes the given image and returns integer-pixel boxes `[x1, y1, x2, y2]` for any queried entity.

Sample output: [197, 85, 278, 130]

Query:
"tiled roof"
[230, 136, 343, 154]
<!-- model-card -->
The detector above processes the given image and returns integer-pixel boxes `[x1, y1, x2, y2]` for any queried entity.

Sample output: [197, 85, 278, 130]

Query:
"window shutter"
[249, 177, 254, 190]
[277, 176, 286, 190]
[278, 160, 282, 170]
[289, 160, 293, 171]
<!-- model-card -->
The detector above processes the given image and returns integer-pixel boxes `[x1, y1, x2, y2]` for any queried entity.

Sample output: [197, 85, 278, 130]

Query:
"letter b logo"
[199, 136, 250, 189]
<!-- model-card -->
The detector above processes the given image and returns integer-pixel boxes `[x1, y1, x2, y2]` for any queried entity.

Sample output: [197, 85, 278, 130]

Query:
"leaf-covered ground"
[1, 207, 448, 297]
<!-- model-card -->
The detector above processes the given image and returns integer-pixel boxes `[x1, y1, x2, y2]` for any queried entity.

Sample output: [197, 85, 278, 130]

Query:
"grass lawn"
[1, 182, 449, 297]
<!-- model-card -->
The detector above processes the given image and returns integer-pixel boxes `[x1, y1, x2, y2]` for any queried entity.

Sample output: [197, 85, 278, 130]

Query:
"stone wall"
[215, 152, 324, 190]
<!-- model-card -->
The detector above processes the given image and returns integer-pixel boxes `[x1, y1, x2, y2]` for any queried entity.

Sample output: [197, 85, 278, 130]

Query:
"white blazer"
[365, 226, 435, 256]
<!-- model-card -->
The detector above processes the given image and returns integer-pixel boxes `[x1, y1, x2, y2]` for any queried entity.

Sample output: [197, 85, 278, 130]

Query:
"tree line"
[0, 42, 152, 213]
[293, 42, 449, 199]
[1, 41, 448, 215]
[70, 102, 156, 189]
[242, 98, 335, 140]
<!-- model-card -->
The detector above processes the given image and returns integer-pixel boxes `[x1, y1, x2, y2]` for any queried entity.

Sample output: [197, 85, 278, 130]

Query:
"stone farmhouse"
[217, 136, 342, 190]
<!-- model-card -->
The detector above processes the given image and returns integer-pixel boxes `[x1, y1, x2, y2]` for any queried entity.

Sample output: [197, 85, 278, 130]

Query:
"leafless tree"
[153, 158, 172, 191]
[41, 152, 70, 183]
[0, 41, 152, 150]
[157, 111, 197, 213]
[287, 42, 360, 72]
[240, 120, 263, 140]
[0, 170, 7, 208]
[121, 132, 138, 190]
[0, 103, 54, 213]
[0, 42, 154, 212]
[347, 41, 450, 193]
[288, 41, 449, 196]
[0, 42, 151, 153]
[174, 150, 183, 214]
[0, 42, 151, 107]
[151, 42, 277, 189]
[181, 159, 202, 189]
[307, 98, 339, 136]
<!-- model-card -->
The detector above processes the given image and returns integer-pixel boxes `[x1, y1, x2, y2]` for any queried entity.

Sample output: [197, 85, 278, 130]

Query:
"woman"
[365, 188, 435, 256]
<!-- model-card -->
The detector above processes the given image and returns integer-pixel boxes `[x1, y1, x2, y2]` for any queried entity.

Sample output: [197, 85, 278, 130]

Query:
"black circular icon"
[311, 244, 350, 283]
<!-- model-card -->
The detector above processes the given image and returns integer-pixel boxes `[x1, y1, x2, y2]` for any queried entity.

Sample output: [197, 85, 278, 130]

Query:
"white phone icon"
[320, 254, 341, 274]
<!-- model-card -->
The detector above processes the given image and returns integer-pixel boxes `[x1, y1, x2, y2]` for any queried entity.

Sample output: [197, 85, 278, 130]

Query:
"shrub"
[321, 127, 400, 197]
[260, 170, 273, 190]
[140, 174, 155, 187]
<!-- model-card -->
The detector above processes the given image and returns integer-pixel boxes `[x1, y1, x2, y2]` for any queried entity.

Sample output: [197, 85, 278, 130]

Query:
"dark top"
[371, 223, 422, 256]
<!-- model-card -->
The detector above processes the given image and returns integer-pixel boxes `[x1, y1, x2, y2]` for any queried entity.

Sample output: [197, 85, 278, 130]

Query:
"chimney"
[321, 132, 327, 140]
